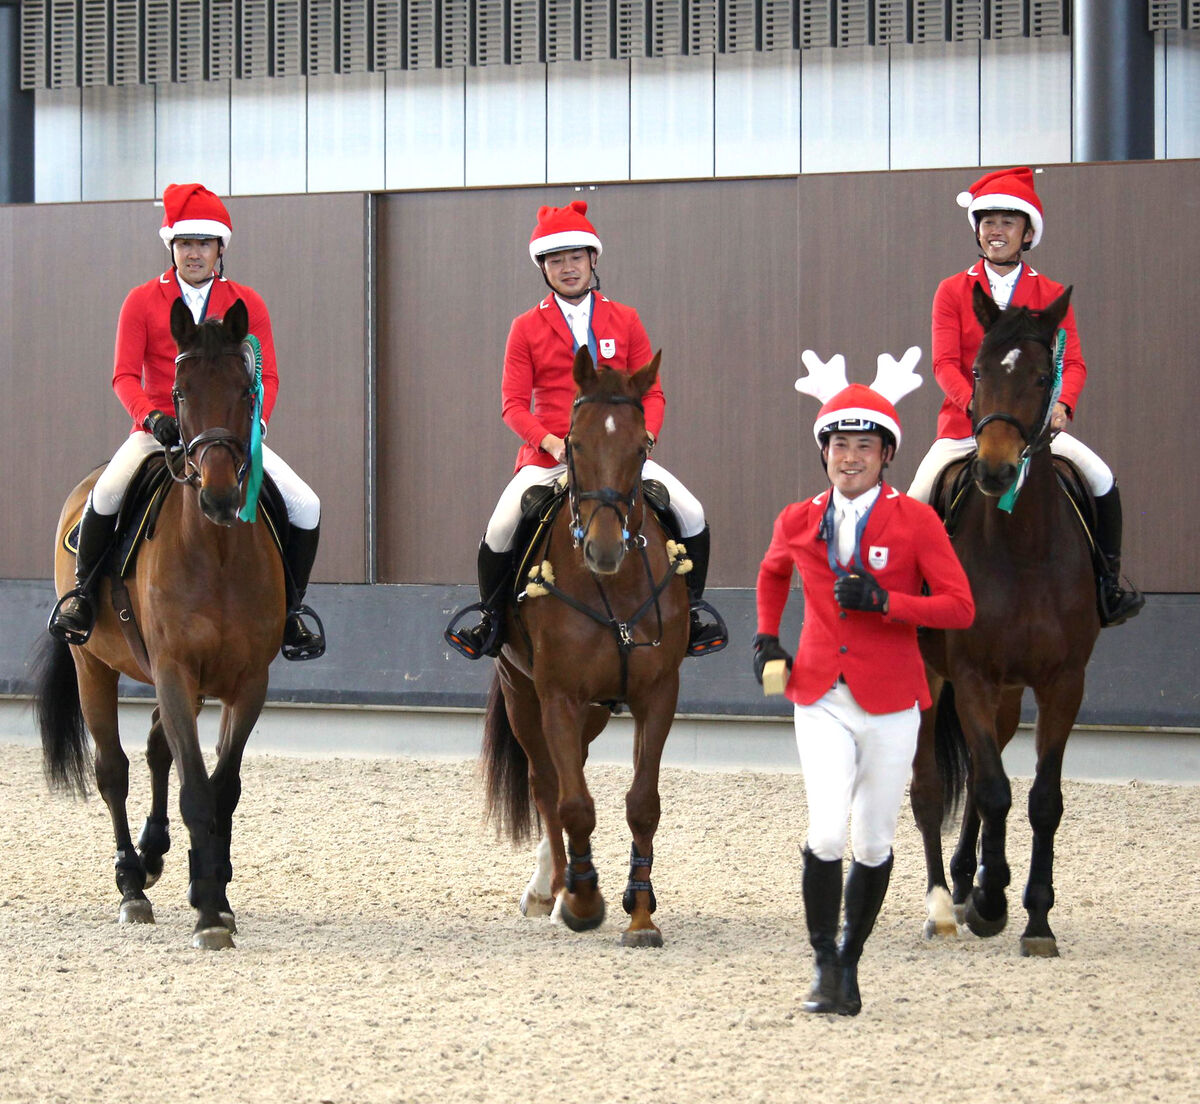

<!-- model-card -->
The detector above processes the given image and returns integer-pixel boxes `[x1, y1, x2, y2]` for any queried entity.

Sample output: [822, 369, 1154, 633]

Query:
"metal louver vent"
[20, 0, 48, 91]
[240, 0, 270, 78]
[406, 0, 436, 67]
[209, 0, 235, 78]
[1028, 0, 1063, 36]
[176, 0, 205, 81]
[81, 0, 108, 86]
[874, 0, 908, 44]
[1191, 0, 1200, 29]
[440, 0, 469, 65]
[373, 0, 404, 69]
[761, 0, 793, 50]
[912, 0, 945, 42]
[274, 0, 304, 75]
[49, 0, 79, 89]
[580, 0, 610, 60]
[989, 0, 1024, 38]
[652, 0, 682, 57]
[308, 0, 336, 74]
[837, 0, 870, 46]
[797, 0, 831, 48]
[723, 0, 755, 52]
[509, 0, 540, 62]
[950, 0, 983, 41]
[341, 0, 370, 71]
[545, 0, 575, 61]
[1147, 0, 1183, 30]
[614, 0, 644, 57]
[474, 0, 506, 64]
[144, 0, 172, 82]
[688, 0, 717, 53]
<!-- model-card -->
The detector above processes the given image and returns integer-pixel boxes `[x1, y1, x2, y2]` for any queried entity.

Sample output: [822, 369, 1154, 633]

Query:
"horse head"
[969, 284, 1072, 497]
[169, 297, 255, 526]
[567, 346, 661, 575]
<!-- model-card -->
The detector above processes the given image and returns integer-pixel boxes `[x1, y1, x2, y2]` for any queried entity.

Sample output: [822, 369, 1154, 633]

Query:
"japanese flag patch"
[868, 545, 889, 570]
[599, 337, 616, 360]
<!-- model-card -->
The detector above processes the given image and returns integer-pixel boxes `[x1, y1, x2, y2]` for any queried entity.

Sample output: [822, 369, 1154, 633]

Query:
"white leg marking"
[519, 834, 556, 918]
[923, 885, 960, 939]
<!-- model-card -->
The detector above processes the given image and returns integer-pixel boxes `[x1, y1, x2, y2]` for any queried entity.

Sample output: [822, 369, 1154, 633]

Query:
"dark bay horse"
[32, 298, 285, 949]
[482, 348, 689, 947]
[911, 285, 1100, 957]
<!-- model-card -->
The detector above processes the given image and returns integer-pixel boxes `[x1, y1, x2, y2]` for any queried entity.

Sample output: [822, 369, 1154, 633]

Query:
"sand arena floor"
[1, 740, 1197, 1104]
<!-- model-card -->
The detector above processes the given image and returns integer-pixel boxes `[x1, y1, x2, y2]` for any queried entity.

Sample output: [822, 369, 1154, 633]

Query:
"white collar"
[984, 261, 1022, 288]
[176, 272, 214, 301]
[831, 484, 881, 517]
[554, 292, 592, 320]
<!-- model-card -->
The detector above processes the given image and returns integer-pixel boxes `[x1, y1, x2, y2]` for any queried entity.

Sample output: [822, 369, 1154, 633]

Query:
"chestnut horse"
[32, 298, 284, 949]
[482, 348, 689, 947]
[911, 285, 1100, 956]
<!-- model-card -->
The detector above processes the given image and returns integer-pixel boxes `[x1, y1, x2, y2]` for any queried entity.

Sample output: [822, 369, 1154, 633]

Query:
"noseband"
[168, 345, 256, 488]
[566, 392, 646, 548]
[971, 331, 1056, 460]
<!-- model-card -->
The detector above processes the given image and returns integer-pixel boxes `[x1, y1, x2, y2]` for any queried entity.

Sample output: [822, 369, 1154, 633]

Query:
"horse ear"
[573, 345, 596, 390]
[973, 282, 1001, 330]
[630, 350, 661, 399]
[170, 297, 195, 348]
[224, 298, 249, 344]
[1041, 285, 1073, 333]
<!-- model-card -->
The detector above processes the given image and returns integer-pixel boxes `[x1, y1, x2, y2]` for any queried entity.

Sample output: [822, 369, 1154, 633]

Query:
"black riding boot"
[682, 525, 728, 657]
[837, 852, 894, 1017]
[47, 497, 114, 645]
[444, 544, 516, 660]
[801, 848, 843, 1014]
[281, 523, 326, 660]
[1093, 487, 1144, 627]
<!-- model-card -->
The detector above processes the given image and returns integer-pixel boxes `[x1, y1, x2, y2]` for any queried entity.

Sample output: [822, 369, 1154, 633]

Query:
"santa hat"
[795, 347, 924, 451]
[528, 200, 602, 265]
[158, 183, 233, 248]
[957, 166, 1043, 248]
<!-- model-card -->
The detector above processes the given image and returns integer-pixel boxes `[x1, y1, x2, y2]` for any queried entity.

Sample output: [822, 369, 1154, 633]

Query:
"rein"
[565, 391, 645, 548]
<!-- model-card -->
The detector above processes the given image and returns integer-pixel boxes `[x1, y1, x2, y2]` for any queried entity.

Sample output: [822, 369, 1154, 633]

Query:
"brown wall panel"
[0, 194, 368, 582]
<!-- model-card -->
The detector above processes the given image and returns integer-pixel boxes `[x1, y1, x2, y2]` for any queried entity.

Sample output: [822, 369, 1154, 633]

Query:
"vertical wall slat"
[373, 0, 404, 68]
[688, 0, 717, 53]
[580, 0, 610, 60]
[473, 0, 505, 64]
[509, 0, 540, 62]
[49, 0, 79, 89]
[20, 0, 49, 90]
[176, 0, 205, 80]
[545, 0, 575, 61]
[797, 0, 830, 48]
[274, 0, 304, 75]
[80, 0, 108, 86]
[950, 0, 983, 41]
[440, 0, 469, 65]
[240, 0, 271, 77]
[308, 0, 336, 73]
[209, 0, 235, 77]
[989, 0, 1024, 39]
[340, 0, 369, 70]
[912, 0, 946, 42]
[874, 0, 908, 45]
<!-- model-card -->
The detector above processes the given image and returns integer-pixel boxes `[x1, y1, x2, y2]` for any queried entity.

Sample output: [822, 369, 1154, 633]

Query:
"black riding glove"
[834, 570, 888, 614]
[144, 409, 180, 447]
[752, 633, 793, 685]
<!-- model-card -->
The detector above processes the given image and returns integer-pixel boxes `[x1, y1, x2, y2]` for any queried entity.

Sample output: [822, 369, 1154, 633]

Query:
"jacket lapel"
[538, 292, 576, 353]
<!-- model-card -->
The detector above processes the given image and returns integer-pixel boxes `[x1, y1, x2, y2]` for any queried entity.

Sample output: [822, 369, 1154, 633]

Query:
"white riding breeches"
[483, 458, 705, 552]
[907, 431, 1114, 504]
[90, 431, 321, 529]
[794, 682, 919, 867]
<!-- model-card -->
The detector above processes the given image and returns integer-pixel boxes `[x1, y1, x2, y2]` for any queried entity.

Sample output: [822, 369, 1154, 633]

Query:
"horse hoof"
[520, 889, 554, 918]
[923, 917, 959, 940]
[953, 902, 968, 926]
[558, 893, 606, 933]
[219, 912, 238, 934]
[1020, 935, 1059, 958]
[620, 925, 663, 948]
[964, 898, 1008, 938]
[192, 926, 235, 950]
[118, 898, 155, 925]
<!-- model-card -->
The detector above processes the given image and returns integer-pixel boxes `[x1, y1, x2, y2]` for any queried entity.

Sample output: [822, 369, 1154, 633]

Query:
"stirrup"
[444, 603, 500, 660]
[47, 589, 96, 646]
[687, 599, 728, 657]
[281, 604, 326, 661]
[1099, 581, 1145, 628]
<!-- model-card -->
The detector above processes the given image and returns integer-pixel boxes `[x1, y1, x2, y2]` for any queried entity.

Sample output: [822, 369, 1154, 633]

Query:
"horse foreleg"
[74, 653, 153, 925]
[520, 835, 556, 917]
[1021, 674, 1082, 957]
[156, 663, 233, 949]
[910, 700, 956, 939]
[137, 708, 176, 889]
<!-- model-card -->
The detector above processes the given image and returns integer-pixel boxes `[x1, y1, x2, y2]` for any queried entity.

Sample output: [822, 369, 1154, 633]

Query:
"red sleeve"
[112, 286, 154, 427]
[884, 506, 975, 629]
[931, 279, 974, 416]
[501, 317, 546, 450]
[239, 287, 279, 425]
[626, 311, 664, 439]
[755, 508, 797, 636]
[1057, 300, 1086, 417]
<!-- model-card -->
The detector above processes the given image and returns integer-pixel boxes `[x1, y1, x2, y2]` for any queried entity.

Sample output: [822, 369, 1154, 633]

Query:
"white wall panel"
[630, 54, 714, 179]
[980, 36, 1070, 166]
[1154, 34, 1167, 160]
[308, 72, 385, 191]
[465, 63, 547, 186]
[81, 85, 155, 199]
[155, 80, 232, 196]
[230, 76, 307, 195]
[715, 50, 800, 177]
[801, 46, 888, 174]
[1163, 30, 1200, 159]
[34, 88, 82, 203]
[889, 40, 979, 170]
[384, 69, 465, 190]
[547, 59, 630, 184]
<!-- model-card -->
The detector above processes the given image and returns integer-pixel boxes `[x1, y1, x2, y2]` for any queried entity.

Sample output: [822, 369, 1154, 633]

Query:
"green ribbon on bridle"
[997, 327, 1066, 515]
[237, 334, 265, 523]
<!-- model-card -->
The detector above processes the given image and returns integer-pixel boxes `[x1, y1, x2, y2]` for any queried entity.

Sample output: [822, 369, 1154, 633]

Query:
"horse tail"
[30, 633, 92, 797]
[934, 681, 969, 825]
[481, 673, 536, 845]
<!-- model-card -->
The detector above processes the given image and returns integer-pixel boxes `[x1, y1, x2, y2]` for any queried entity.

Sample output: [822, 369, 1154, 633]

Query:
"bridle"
[167, 343, 257, 488]
[970, 330, 1056, 462]
[566, 391, 646, 549]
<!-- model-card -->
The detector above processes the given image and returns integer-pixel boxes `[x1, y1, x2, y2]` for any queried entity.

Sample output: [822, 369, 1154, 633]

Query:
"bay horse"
[482, 347, 689, 947]
[31, 298, 285, 949]
[911, 284, 1100, 957]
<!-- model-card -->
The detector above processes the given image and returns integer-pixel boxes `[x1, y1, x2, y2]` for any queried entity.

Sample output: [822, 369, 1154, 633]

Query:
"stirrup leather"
[444, 603, 500, 660]
[281, 604, 326, 661]
[47, 589, 96, 646]
[687, 599, 728, 657]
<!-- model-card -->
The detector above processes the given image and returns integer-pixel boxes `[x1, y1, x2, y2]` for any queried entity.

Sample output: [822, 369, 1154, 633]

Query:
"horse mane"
[582, 367, 636, 403]
[181, 317, 235, 359]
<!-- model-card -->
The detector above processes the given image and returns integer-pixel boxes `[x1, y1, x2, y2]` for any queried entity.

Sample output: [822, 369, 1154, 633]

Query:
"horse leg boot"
[1093, 487, 1144, 627]
[445, 543, 515, 660]
[837, 852, 894, 1017]
[682, 526, 728, 657]
[801, 848, 843, 1014]
[281, 522, 326, 660]
[47, 495, 114, 645]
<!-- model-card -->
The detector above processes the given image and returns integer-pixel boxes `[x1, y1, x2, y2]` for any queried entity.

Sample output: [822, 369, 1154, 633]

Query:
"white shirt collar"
[554, 292, 592, 322]
[831, 484, 881, 517]
[176, 273, 214, 321]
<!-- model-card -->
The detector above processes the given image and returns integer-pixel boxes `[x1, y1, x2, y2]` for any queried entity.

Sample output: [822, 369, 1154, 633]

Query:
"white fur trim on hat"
[159, 219, 231, 247]
[961, 191, 1043, 249]
[813, 405, 902, 449]
[529, 230, 603, 265]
